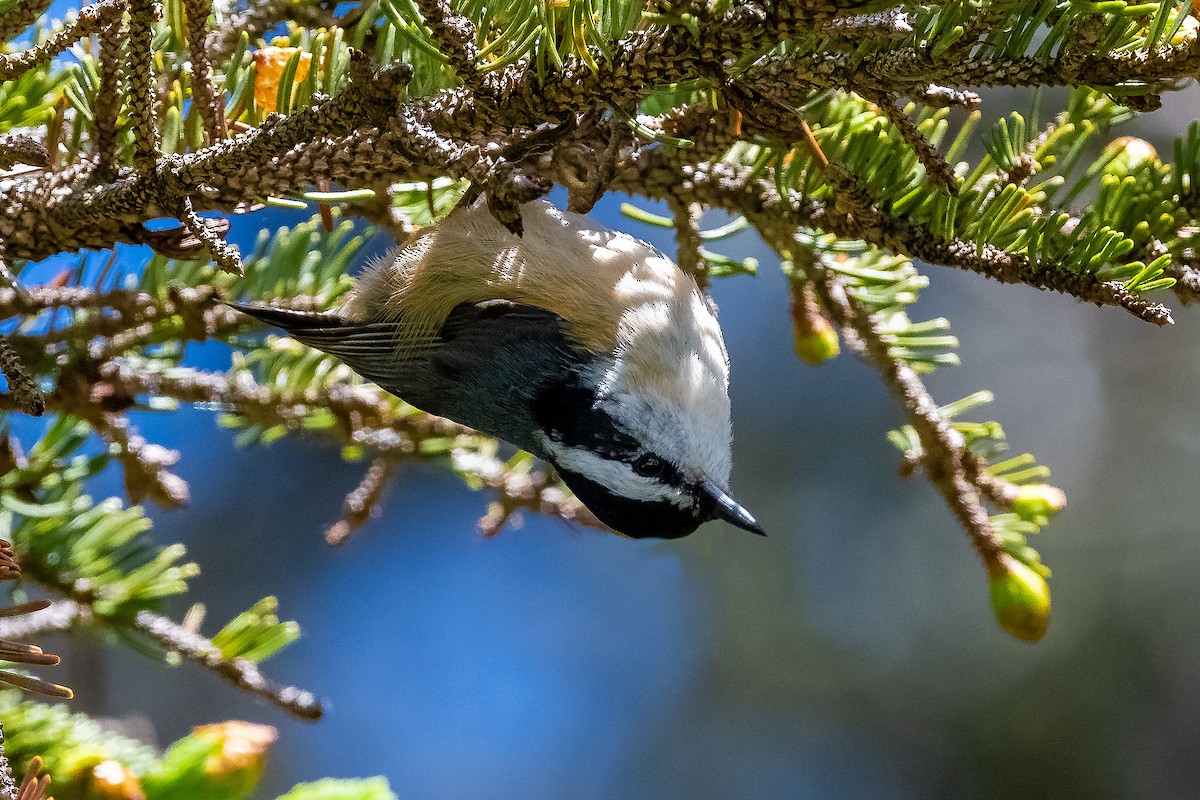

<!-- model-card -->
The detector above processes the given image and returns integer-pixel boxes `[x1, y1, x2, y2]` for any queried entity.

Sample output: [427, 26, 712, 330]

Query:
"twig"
[807, 266, 1003, 566]
[0, 338, 43, 416]
[670, 199, 706, 288]
[93, 414, 189, 509]
[325, 457, 396, 546]
[132, 609, 323, 720]
[412, 0, 482, 90]
[619, 157, 1175, 325]
[184, 0, 226, 143]
[127, 0, 162, 170]
[0, 0, 125, 82]
[206, 0, 336, 65]
[179, 197, 242, 274]
[0, 602, 82, 642]
[92, 7, 125, 180]
[0, 0, 54, 41]
[866, 90, 959, 193]
[0, 136, 48, 171]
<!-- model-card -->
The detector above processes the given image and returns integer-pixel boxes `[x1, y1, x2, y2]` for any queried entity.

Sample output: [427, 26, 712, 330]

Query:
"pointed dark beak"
[701, 480, 765, 536]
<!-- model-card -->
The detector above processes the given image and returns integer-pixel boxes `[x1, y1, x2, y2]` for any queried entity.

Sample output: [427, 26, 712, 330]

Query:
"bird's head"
[531, 270, 763, 540]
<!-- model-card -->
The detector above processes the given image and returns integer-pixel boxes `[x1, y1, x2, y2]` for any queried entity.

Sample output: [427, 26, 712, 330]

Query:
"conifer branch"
[184, 0, 225, 144]
[616, 157, 1175, 325]
[206, 0, 337, 65]
[413, 0, 481, 89]
[93, 414, 190, 509]
[0, 339, 42, 417]
[670, 199, 707, 288]
[806, 267, 1003, 567]
[325, 458, 396, 546]
[127, 0, 162, 170]
[0, 137, 47, 171]
[0, 0, 53, 41]
[867, 91, 959, 193]
[0, 0, 124, 82]
[92, 9, 124, 180]
[1166, 261, 1200, 303]
[179, 197, 242, 274]
[131, 609, 323, 720]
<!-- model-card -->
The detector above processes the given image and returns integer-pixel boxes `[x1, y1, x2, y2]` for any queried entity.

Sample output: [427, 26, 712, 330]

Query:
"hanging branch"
[670, 199, 707, 288]
[615, 156, 1175, 325]
[325, 458, 397, 546]
[179, 197, 242, 274]
[184, 0, 226, 143]
[0, 0, 125, 82]
[127, 0, 162, 170]
[0, 339, 42, 417]
[807, 266, 1003, 565]
[131, 610, 323, 721]
[91, 8, 125, 181]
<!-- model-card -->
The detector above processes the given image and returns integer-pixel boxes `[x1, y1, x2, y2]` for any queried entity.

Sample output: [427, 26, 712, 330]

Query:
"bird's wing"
[228, 299, 575, 401]
[227, 302, 406, 386]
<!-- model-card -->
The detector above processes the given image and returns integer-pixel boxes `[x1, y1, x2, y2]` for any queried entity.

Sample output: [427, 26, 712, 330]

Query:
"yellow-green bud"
[790, 282, 840, 365]
[988, 555, 1051, 642]
[793, 315, 841, 365]
[1102, 137, 1158, 176]
[1011, 484, 1066, 523]
[81, 759, 146, 800]
[193, 721, 277, 783]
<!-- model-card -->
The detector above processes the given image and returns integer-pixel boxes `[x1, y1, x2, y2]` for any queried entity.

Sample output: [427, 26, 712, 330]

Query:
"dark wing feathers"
[228, 301, 404, 385]
[230, 299, 580, 451]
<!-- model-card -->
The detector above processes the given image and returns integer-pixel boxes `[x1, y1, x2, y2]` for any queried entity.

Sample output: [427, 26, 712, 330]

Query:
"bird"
[229, 200, 763, 539]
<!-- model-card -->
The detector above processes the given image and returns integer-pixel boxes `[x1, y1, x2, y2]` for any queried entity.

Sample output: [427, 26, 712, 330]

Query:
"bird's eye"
[633, 454, 665, 478]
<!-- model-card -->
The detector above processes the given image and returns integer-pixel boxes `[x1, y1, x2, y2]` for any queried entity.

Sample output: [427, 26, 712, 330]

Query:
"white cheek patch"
[595, 284, 734, 488]
[539, 436, 690, 507]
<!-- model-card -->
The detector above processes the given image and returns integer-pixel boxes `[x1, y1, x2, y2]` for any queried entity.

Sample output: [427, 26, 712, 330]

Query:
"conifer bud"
[193, 721, 277, 785]
[1102, 137, 1157, 176]
[148, 721, 277, 798]
[988, 554, 1051, 641]
[790, 282, 840, 365]
[82, 759, 145, 800]
[1011, 484, 1066, 523]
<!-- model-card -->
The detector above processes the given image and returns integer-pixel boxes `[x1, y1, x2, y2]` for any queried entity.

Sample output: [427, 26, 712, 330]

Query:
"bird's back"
[342, 201, 687, 357]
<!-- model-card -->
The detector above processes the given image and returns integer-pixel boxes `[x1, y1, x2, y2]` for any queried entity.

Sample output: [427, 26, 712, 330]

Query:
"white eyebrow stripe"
[538, 437, 687, 505]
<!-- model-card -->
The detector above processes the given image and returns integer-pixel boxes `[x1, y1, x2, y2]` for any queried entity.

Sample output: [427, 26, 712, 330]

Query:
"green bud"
[1011, 484, 1066, 523]
[988, 554, 1051, 642]
[78, 759, 146, 800]
[1102, 137, 1157, 176]
[145, 721, 276, 800]
[793, 315, 841, 365]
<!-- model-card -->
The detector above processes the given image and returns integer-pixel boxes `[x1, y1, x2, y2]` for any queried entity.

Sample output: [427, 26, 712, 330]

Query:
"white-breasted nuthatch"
[230, 200, 763, 539]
